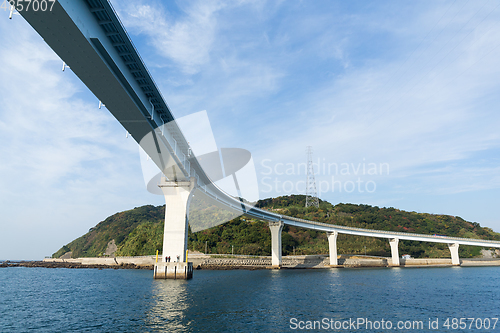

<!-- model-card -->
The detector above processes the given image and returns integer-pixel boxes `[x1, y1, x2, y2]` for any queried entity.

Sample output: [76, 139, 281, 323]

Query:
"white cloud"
[118, 1, 500, 215]
[251, 1, 500, 181]
[114, 0, 224, 74]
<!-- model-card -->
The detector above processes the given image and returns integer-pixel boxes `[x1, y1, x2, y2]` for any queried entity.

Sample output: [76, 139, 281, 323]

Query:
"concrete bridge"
[16, 0, 500, 278]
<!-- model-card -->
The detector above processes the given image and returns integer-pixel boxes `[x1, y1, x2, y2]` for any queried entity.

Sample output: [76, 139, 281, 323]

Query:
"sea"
[0, 265, 499, 332]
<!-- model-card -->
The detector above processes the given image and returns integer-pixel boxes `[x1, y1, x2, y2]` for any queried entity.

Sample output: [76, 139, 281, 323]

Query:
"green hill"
[52, 205, 164, 258]
[53, 195, 500, 259]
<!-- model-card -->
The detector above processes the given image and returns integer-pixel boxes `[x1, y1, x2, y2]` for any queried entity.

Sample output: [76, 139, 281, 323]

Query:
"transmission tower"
[305, 146, 319, 208]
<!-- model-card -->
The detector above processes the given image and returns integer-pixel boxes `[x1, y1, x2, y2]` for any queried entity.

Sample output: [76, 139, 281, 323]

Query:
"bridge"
[16, 0, 500, 278]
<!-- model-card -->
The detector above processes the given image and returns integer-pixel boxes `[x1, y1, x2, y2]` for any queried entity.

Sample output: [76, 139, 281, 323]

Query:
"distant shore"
[0, 260, 153, 270]
[2, 255, 500, 270]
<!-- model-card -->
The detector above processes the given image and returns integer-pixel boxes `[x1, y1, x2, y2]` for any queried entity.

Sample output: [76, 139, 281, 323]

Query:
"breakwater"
[27, 255, 500, 269]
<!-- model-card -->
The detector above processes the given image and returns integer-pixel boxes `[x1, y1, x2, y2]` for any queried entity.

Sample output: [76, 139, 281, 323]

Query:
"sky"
[1, 0, 500, 260]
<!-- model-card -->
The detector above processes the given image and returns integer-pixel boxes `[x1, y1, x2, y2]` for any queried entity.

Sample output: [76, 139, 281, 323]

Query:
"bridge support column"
[158, 177, 194, 264]
[154, 262, 193, 280]
[389, 238, 400, 266]
[269, 221, 284, 268]
[327, 231, 339, 266]
[448, 243, 460, 266]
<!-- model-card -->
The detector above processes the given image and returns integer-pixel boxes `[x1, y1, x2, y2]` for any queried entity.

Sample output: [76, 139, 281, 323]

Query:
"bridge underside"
[19, 0, 187, 181]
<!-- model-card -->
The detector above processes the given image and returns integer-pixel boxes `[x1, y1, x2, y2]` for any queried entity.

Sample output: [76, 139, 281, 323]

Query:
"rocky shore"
[2, 255, 500, 270]
[0, 261, 153, 270]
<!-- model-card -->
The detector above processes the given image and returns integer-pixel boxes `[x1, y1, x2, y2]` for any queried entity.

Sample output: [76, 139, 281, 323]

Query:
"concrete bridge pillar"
[389, 238, 400, 266]
[158, 177, 194, 264]
[154, 262, 193, 280]
[448, 243, 460, 266]
[269, 221, 284, 268]
[327, 231, 339, 266]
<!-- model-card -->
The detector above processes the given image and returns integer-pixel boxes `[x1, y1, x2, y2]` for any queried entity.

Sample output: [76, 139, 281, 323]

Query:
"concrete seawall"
[42, 255, 500, 269]
[43, 256, 157, 266]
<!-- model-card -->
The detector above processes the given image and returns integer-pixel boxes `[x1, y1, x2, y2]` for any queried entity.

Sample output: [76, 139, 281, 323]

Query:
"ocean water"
[1, 266, 499, 332]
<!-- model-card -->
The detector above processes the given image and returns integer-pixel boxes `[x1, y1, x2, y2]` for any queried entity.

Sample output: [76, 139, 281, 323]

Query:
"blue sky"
[1, 0, 500, 260]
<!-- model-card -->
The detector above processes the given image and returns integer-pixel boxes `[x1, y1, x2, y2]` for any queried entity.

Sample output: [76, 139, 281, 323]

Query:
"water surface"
[1, 266, 499, 332]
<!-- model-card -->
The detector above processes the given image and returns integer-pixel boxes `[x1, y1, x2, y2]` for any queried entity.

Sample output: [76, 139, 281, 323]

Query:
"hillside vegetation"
[52, 205, 164, 258]
[53, 195, 500, 259]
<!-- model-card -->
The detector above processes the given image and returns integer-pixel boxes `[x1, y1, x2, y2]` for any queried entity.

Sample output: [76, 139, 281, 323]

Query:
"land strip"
[2, 255, 499, 270]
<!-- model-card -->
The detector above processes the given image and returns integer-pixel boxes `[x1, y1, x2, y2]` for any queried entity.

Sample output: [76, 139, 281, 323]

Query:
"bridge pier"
[269, 221, 284, 268]
[389, 238, 400, 266]
[448, 243, 460, 266]
[327, 231, 339, 266]
[154, 262, 193, 279]
[154, 177, 194, 279]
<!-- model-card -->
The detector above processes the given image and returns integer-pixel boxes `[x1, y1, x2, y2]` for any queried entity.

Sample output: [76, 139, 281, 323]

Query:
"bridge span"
[16, 0, 500, 277]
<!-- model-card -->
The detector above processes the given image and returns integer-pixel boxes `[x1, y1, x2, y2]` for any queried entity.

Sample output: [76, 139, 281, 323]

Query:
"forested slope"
[53, 195, 500, 259]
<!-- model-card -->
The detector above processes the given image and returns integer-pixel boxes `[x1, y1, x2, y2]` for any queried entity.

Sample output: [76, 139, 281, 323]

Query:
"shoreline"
[2, 255, 500, 270]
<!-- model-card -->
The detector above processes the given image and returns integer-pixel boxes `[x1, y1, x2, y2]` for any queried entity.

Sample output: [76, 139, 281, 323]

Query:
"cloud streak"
[115, 0, 225, 75]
